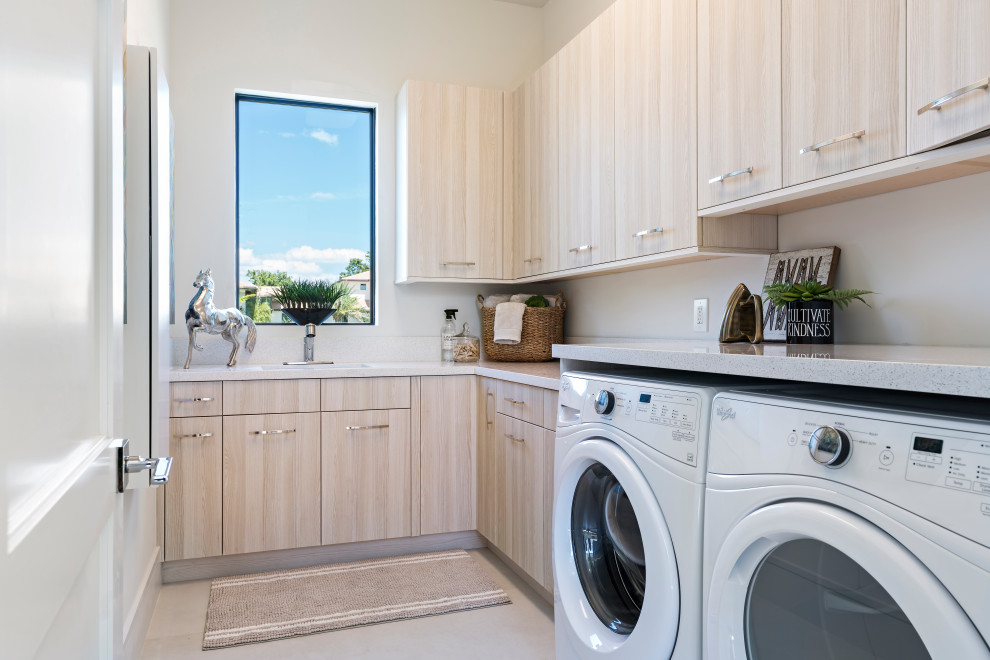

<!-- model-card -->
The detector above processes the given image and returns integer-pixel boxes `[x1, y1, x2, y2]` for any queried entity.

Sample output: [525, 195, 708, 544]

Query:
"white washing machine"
[704, 387, 990, 660]
[554, 370, 763, 660]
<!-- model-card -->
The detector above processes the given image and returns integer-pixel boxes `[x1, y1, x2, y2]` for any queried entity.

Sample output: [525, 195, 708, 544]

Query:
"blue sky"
[237, 98, 372, 284]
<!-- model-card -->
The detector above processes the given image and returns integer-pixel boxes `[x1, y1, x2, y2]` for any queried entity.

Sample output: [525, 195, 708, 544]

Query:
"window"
[236, 94, 375, 325]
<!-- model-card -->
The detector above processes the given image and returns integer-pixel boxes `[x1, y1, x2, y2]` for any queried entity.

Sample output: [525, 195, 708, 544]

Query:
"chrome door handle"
[918, 76, 990, 115]
[179, 432, 213, 438]
[632, 227, 663, 238]
[709, 166, 753, 184]
[505, 433, 525, 443]
[176, 397, 213, 402]
[799, 130, 865, 155]
[568, 245, 592, 253]
[116, 439, 172, 491]
[251, 429, 296, 435]
[345, 425, 390, 431]
[441, 261, 476, 267]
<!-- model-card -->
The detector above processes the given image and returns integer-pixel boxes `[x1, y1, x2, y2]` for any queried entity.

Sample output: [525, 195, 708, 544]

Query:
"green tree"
[253, 300, 272, 323]
[246, 269, 293, 286]
[332, 294, 370, 323]
[339, 252, 371, 279]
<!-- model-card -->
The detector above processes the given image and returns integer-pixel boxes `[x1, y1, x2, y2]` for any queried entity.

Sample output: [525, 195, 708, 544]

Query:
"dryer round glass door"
[555, 437, 680, 657]
[707, 501, 990, 660]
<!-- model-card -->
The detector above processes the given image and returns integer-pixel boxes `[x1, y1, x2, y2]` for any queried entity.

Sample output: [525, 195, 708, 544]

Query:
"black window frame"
[234, 92, 376, 326]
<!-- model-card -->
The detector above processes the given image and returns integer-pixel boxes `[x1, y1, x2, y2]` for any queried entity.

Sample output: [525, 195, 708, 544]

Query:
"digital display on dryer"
[913, 436, 944, 454]
[639, 394, 651, 403]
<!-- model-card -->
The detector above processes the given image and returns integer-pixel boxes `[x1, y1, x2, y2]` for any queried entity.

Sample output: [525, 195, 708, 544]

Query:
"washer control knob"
[809, 426, 851, 467]
[593, 390, 616, 416]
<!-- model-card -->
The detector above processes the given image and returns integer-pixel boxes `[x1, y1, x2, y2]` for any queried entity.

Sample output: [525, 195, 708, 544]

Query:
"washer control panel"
[906, 434, 990, 497]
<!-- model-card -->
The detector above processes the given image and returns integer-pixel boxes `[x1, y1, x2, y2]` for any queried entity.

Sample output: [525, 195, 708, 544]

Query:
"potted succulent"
[763, 280, 873, 344]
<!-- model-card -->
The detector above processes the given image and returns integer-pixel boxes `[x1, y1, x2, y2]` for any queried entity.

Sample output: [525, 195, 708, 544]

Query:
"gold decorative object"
[719, 283, 764, 344]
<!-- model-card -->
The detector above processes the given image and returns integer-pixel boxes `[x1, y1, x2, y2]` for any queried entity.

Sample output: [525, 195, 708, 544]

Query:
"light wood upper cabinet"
[698, 0, 782, 208]
[783, 0, 906, 187]
[615, 0, 699, 257]
[397, 80, 504, 280]
[222, 413, 321, 555]
[420, 376, 477, 535]
[513, 57, 560, 278]
[908, 0, 990, 154]
[558, 7, 615, 269]
[322, 409, 411, 545]
[165, 416, 222, 561]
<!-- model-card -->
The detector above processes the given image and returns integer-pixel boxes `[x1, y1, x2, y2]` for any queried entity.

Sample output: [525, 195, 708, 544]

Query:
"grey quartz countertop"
[553, 341, 990, 399]
[170, 360, 562, 390]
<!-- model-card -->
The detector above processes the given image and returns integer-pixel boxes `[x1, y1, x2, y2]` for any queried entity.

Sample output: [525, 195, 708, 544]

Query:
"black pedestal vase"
[786, 300, 834, 344]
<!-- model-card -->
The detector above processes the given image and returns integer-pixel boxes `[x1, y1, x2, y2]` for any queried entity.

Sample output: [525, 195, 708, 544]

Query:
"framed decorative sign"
[761, 247, 840, 342]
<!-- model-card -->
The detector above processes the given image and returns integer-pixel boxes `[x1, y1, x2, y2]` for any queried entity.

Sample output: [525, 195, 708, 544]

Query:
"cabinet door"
[222, 413, 321, 554]
[420, 376, 477, 535]
[698, 0, 782, 208]
[513, 58, 560, 277]
[405, 81, 503, 279]
[558, 7, 615, 269]
[477, 378, 503, 545]
[165, 416, 222, 561]
[615, 0, 699, 257]
[498, 414, 545, 585]
[322, 409, 411, 544]
[783, 0, 905, 186]
[908, 1, 990, 154]
[543, 427, 555, 592]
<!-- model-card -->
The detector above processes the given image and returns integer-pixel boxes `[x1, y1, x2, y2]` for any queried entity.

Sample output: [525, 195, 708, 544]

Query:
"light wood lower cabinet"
[543, 428, 555, 592]
[420, 376, 477, 535]
[498, 414, 546, 586]
[477, 378, 500, 543]
[165, 416, 222, 561]
[222, 413, 321, 555]
[322, 409, 412, 544]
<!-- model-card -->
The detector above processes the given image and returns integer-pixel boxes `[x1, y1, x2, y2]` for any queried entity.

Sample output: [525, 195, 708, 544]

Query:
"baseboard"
[484, 540, 554, 605]
[162, 531, 486, 583]
[123, 547, 162, 660]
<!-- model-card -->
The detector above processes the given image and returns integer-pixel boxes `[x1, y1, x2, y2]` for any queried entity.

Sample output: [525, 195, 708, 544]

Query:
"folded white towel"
[493, 302, 526, 344]
[483, 294, 512, 308]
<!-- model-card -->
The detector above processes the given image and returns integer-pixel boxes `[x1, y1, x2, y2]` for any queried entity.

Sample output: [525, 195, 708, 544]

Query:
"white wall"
[127, 0, 170, 75]
[541, 0, 615, 57]
[168, 0, 544, 353]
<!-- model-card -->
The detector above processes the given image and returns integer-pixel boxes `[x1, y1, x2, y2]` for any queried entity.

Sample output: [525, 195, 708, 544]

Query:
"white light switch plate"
[693, 299, 708, 332]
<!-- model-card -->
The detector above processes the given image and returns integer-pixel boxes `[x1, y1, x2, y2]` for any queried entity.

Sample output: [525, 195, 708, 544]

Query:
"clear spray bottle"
[441, 309, 458, 363]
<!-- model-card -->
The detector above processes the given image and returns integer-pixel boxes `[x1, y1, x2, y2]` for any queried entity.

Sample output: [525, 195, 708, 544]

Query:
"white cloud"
[310, 192, 337, 200]
[239, 247, 259, 266]
[309, 129, 339, 146]
[278, 132, 295, 138]
[284, 245, 366, 263]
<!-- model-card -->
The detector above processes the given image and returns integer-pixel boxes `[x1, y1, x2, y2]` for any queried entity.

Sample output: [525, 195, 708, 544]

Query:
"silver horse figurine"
[184, 268, 257, 369]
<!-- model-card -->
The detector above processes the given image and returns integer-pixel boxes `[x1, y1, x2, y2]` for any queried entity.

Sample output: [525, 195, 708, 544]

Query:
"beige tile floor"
[141, 548, 555, 659]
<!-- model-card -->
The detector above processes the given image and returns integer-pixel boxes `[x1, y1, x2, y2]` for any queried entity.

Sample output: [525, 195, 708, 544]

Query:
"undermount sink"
[258, 363, 374, 369]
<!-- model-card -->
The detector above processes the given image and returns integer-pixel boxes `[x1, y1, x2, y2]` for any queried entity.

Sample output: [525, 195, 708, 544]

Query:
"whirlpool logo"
[715, 406, 736, 422]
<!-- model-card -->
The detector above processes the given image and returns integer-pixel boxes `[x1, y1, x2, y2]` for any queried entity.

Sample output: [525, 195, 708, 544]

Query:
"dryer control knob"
[593, 390, 616, 416]
[809, 426, 851, 467]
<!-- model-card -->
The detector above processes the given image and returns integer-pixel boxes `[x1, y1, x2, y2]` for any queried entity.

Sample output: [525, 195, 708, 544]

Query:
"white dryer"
[704, 388, 990, 660]
[554, 370, 761, 660]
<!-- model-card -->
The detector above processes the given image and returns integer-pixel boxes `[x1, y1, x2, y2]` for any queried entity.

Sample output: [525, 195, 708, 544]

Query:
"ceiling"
[493, 0, 550, 7]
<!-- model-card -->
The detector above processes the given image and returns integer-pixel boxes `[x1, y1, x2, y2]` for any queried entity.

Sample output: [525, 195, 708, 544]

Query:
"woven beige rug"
[202, 549, 510, 649]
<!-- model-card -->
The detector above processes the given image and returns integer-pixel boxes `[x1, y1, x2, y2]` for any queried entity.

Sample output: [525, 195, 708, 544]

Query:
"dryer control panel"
[906, 434, 990, 497]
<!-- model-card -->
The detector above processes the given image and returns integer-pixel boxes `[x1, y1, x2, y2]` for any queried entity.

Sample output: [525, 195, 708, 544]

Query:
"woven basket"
[477, 292, 565, 362]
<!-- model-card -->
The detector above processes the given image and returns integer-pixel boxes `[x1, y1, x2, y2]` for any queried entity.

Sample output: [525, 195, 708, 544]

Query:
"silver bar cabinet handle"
[799, 130, 865, 155]
[345, 425, 390, 431]
[632, 227, 663, 238]
[441, 261, 476, 267]
[918, 77, 990, 115]
[505, 434, 525, 443]
[708, 166, 753, 184]
[568, 245, 592, 253]
[176, 397, 214, 402]
[251, 429, 296, 435]
[523, 257, 543, 263]
[179, 432, 213, 438]
[504, 398, 525, 406]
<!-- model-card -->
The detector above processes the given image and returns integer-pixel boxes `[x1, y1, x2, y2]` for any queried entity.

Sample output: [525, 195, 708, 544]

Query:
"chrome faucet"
[283, 322, 334, 365]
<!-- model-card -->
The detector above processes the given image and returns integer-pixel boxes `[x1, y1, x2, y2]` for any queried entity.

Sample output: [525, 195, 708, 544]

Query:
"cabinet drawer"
[543, 389, 559, 431]
[223, 379, 320, 415]
[165, 416, 222, 561]
[222, 413, 321, 555]
[497, 381, 544, 427]
[169, 381, 222, 417]
[321, 377, 411, 411]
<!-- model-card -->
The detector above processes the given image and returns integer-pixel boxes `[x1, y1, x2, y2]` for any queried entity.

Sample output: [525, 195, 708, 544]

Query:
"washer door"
[707, 501, 990, 660]
[555, 437, 679, 657]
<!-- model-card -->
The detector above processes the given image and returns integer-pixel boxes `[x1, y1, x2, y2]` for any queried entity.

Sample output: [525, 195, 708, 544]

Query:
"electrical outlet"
[693, 299, 708, 332]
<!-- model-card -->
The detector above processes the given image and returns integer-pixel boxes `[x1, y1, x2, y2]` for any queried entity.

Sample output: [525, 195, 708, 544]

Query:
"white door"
[706, 501, 990, 659]
[0, 0, 129, 657]
[554, 436, 680, 658]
